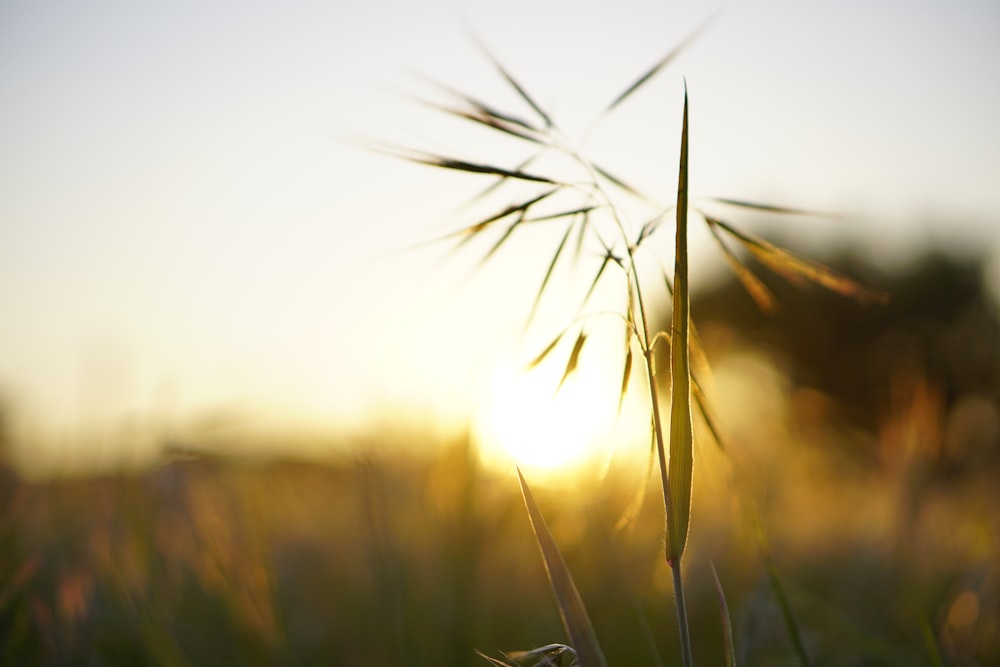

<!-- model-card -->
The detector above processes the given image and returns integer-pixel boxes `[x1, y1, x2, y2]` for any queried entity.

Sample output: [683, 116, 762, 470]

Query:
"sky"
[2, 0, 1000, 474]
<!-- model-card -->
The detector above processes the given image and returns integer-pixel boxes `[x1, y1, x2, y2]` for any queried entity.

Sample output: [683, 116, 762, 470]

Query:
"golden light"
[474, 360, 618, 473]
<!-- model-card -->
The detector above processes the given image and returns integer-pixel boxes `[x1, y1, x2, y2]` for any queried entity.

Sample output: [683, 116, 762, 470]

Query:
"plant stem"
[671, 559, 694, 667]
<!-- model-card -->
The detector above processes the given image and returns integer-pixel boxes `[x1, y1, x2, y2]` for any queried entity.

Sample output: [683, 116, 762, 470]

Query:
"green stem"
[671, 559, 694, 667]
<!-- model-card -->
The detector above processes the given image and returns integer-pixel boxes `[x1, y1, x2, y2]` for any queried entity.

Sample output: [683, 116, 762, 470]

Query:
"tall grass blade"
[656, 270, 728, 450]
[605, 17, 715, 112]
[666, 86, 693, 564]
[710, 562, 737, 667]
[517, 469, 609, 667]
[556, 331, 587, 393]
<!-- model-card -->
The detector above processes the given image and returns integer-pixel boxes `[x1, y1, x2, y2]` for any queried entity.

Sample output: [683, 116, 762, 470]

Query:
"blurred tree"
[684, 243, 1000, 472]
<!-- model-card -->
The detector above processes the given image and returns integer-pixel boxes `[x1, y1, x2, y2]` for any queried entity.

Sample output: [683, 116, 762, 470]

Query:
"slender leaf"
[666, 87, 693, 564]
[475, 42, 554, 128]
[618, 347, 633, 415]
[479, 211, 527, 266]
[708, 216, 889, 304]
[605, 16, 716, 112]
[692, 378, 726, 451]
[556, 331, 587, 393]
[580, 252, 615, 309]
[526, 331, 565, 370]
[592, 162, 650, 200]
[524, 206, 599, 224]
[707, 196, 835, 218]
[706, 218, 780, 313]
[524, 219, 577, 330]
[507, 644, 576, 666]
[459, 153, 545, 211]
[710, 562, 737, 667]
[571, 209, 590, 263]
[389, 147, 558, 184]
[439, 189, 558, 246]
[517, 469, 608, 667]
[475, 650, 515, 667]
[428, 101, 545, 144]
[413, 74, 540, 131]
[615, 419, 656, 532]
[756, 519, 812, 667]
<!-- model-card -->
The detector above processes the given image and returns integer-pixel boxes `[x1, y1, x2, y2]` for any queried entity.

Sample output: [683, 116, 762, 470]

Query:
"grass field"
[2, 251, 998, 666]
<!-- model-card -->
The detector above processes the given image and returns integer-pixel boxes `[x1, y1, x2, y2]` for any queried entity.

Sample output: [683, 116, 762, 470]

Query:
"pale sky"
[2, 0, 999, 473]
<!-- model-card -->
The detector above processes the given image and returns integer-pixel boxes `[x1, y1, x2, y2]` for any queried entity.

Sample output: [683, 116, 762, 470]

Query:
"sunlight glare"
[474, 361, 613, 472]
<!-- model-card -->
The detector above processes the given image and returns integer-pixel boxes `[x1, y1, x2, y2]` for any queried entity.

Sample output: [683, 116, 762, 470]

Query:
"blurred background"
[2, 0, 999, 665]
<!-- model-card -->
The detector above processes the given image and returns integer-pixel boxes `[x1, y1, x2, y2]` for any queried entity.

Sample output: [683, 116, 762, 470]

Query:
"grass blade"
[526, 330, 565, 370]
[615, 419, 656, 531]
[706, 197, 835, 217]
[524, 219, 577, 330]
[440, 189, 558, 246]
[692, 378, 726, 451]
[524, 206, 599, 224]
[706, 217, 780, 313]
[555, 331, 587, 393]
[458, 152, 545, 211]
[479, 211, 527, 265]
[413, 74, 540, 132]
[710, 562, 737, 667]
[592, 162, 650, 200]
[476, 42, 554, 128]
[618, 346, 633, 414]
[387, 146, 558, 184]
[427, 101, 545, 144]
[707, 216, 889, 304]
[580, 251, 615, 308]
[605, 16, 716, 112]
[517, 469, 608, 667]
[756, 520, 812, 667]
[666, 85, 693, 564]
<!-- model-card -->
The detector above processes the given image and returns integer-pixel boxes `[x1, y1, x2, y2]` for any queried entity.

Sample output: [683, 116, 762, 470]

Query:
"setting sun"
[474, 359, 617, 471]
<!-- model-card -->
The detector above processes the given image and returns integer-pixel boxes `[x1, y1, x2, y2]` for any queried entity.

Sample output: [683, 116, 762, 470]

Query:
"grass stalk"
[665, 83, 695, 667]
[389, 28, 884, 666]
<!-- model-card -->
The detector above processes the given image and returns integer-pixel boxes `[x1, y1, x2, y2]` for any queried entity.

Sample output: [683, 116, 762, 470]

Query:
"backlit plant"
[380, 26, 885, 667]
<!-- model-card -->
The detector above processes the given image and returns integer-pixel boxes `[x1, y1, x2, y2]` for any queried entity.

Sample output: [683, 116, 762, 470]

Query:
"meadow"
[2, 249, 998, 667]
[4, 26, 1000, 667]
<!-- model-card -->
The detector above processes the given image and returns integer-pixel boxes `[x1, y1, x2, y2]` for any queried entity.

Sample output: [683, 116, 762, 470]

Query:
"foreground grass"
[2, 411, 997, 666]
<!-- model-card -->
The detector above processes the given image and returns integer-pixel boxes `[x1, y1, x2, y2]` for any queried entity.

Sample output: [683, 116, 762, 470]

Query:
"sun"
[474, 360, 615, 472]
